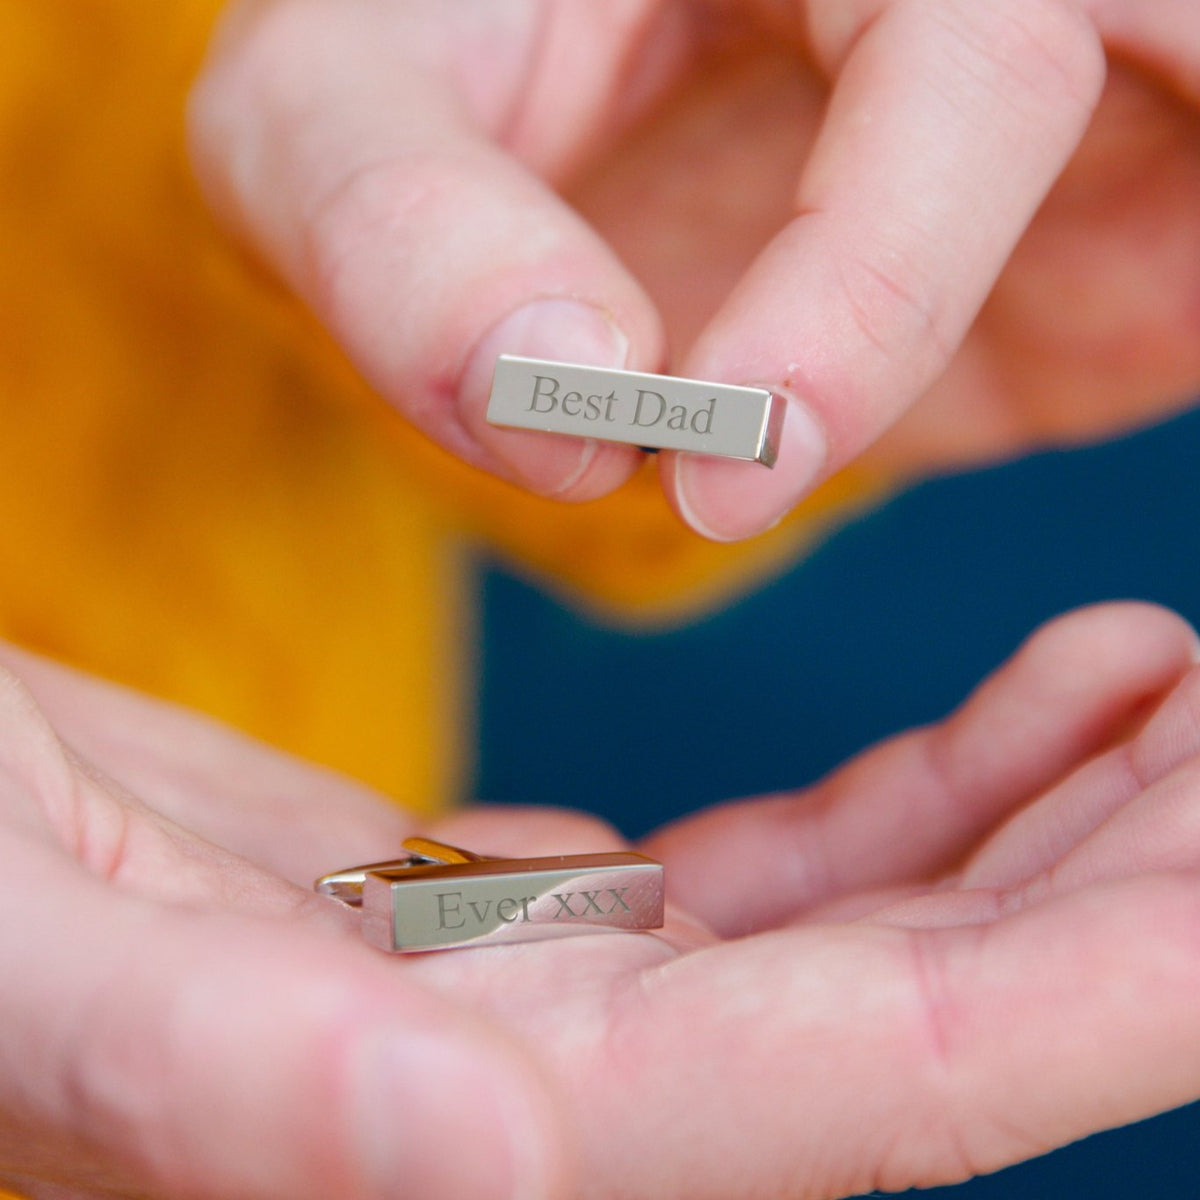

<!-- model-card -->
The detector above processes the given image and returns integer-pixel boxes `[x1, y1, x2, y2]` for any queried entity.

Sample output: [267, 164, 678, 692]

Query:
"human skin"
[188, 0, 1200, 540]
[5, 602, 1200, 1199]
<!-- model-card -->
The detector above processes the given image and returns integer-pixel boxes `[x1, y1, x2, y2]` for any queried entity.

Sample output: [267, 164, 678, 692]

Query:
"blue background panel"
[477, 407, 1200, 1198]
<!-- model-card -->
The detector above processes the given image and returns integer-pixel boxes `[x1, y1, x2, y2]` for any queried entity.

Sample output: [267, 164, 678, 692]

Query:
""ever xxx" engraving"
[550, 888, 632, 918]
[434, 886, 633, 930]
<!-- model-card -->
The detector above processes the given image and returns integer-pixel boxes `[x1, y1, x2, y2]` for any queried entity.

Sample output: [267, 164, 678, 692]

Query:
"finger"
[645, 603, 1199, 933]
[1015, 758, 1200, 911]
[963, 657, 1200, 888]
[960, 661, 1200, 900]
[0, 642, 413, 886]
[661, 0, 1106, 539]
[605, 871, 1200, 1199]
[1094, 0, 1200, 104]
[0, 836, 560, 1200]
[0, 648, 377, 926]
[188, 0, 666, 498]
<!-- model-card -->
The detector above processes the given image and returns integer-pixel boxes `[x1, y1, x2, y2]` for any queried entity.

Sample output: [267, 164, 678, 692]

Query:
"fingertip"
[1024, 602, 1200, 683]
[458, 298, 643, 499]
[663, 388, 827, 541]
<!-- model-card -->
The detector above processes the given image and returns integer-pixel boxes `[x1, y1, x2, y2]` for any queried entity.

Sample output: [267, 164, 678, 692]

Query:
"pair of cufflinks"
[319, 357, 774, 952]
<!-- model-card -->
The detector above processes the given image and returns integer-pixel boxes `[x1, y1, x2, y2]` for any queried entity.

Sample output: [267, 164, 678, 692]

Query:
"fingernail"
[352, 1030, 549, 1200]
[459, 299, 629, 495]
[672, 389, 827, 542]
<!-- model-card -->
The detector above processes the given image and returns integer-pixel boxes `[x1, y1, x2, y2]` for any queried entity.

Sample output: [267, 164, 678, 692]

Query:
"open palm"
[5, 602, 1200, 1199]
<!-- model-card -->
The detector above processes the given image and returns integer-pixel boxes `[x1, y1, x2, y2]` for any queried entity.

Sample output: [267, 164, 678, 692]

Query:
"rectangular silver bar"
[487, 355, 784, 466]
[360, 851, 665, 952]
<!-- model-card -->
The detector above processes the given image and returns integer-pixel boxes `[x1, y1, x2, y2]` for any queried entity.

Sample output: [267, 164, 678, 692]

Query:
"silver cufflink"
[316, 837, 665, 953]
[486, 355, 784, 466]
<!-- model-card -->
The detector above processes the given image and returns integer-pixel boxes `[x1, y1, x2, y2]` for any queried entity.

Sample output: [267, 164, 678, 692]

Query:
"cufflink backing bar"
[487, 355, 785, 466]
[314, 837, 485, 906]
[316, 838, 665, 953]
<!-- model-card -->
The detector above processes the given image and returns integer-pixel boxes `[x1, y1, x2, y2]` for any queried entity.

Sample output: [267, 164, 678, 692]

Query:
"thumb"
[189, 0, 663, 500]
[0, 835, 560, 1200]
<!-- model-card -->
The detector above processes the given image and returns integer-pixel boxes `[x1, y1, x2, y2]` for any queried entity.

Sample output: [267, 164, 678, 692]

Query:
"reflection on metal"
[487, 356, 784, 465]
[316, 838, 665, 952]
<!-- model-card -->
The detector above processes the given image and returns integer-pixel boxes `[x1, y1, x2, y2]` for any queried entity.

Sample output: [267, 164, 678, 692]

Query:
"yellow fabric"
[0, 0, 886, 808]
[0, 5, 888, 1192]
[0, 0, 472, 813]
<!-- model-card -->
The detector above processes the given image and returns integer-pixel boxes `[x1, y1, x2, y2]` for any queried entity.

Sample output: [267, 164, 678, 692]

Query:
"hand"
[8, 602, 1200, 1199]
[0, 643, 553, 1200]
[188, 1, 1200, 541]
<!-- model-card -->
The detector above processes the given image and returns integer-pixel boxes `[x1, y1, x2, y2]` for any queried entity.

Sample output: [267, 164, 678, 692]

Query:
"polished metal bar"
[360, 851, 665, 952]
[487, 355, 784, 465]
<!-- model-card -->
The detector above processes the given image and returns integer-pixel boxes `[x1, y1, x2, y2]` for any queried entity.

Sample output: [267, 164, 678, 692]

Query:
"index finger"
[663, 0, 1106, 540]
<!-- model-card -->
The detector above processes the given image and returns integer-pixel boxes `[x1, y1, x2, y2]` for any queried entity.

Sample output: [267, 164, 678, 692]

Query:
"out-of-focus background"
[6, 3, 1200, 1195]
[477, 407, 1200, 1199]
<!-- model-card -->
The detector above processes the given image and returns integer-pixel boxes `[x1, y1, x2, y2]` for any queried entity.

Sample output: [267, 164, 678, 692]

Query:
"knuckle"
[835, 238, 950, 381]
[869, 930, 980, 1190]
[299, 152, 450, 322]
[877, 926, 1051, 1189]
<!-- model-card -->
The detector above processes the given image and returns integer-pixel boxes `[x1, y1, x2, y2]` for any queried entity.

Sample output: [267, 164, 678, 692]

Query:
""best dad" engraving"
[487, 355, 783, 465]
[527, 374, 716, 436]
